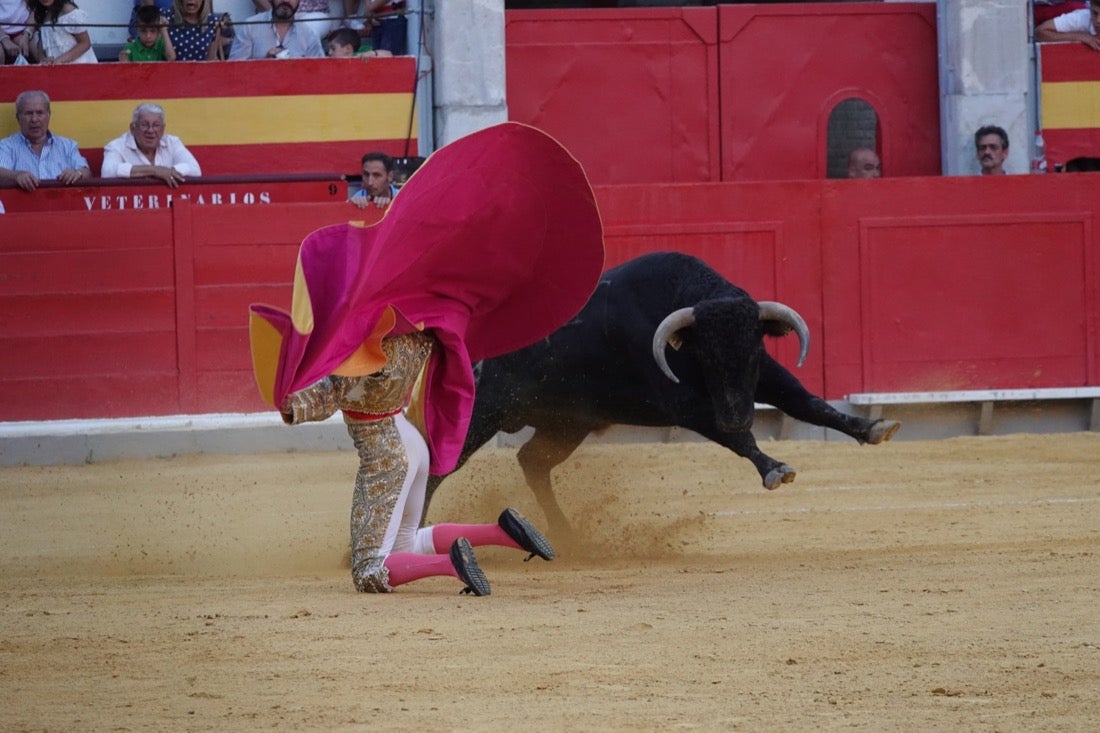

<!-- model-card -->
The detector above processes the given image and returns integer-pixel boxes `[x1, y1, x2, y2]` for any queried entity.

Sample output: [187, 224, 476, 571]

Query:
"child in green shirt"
[119, 5, 176, 62]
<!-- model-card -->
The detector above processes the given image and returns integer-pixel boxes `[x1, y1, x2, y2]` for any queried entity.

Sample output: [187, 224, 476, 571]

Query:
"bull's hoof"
[764, 464, 796, 490]
[866, 419, 902, 445]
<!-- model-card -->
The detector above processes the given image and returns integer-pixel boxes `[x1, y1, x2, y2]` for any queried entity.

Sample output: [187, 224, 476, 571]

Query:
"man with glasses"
[101, 102, 201, 188]
[0, 89, 91, 192]
[975, 125, 1009, 176]
[350, 150, 398, 210]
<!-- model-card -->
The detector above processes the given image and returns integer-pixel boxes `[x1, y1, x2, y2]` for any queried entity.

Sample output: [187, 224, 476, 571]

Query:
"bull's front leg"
[704, 427, 797, 490]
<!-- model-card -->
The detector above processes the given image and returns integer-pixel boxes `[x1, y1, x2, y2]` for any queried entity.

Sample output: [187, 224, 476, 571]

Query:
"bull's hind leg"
[516, 424, 590, 535]
[756, 356, 901, 444]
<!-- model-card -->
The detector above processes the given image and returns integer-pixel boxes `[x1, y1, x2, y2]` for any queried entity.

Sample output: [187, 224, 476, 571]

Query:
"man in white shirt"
[1036, 0, 1100, 51]
[101, 103, 201, 188]
[231, 0, 325, 59]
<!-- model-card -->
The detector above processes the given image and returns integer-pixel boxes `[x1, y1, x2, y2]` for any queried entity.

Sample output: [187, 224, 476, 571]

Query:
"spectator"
[119, 6, 176, 62]
[254, 0, 336, 37]
[323, 25, 391, 57]
[1034, 1, 1087, 27]
[1036, 0, 1100, 50]
[343, 0, 406, 56]
[847, 147, 882, 179]
[0, 0, 32, 65]
[26, 0, 97, 65]
[975, 125, 1009, 175]
[350, 151, 398, 209]
[127, 0, 173, 40]
[101, 103, 201, 188]
[0, 90, 91, 191]
[169, 0, 234, 61]
[230, 0, 324, 59]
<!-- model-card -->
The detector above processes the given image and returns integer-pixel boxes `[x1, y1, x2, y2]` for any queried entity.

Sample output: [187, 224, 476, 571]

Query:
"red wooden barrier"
[818, 174, 1100, 397]
[505, 3, 940, 185]
[0, 182, 380, 421]
[717, 3, 940, 181]
[3, 174, 1097, 422]
[506, 7, 721, 185]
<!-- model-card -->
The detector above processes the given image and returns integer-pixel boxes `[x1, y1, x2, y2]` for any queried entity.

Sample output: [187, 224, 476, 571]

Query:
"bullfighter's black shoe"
[498, 507, 556, 562]
[450, 538, 491, 596]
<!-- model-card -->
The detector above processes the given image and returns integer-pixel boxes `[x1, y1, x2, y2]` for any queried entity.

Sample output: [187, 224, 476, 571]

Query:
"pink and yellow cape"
[248, 122, 605, 474]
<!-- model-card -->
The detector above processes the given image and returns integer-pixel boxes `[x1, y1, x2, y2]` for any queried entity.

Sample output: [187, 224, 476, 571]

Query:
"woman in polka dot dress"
[168, 0, 233, 61]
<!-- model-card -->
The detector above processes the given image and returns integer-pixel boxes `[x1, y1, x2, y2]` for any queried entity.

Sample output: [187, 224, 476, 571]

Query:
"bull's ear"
[761, 321, 793, 338]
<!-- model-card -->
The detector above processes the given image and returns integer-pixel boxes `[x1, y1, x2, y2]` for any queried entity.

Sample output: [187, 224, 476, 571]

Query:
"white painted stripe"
[709, 495, 1100, 517]
[0, 412, 344, 438]
[847, 388, 1100, 404]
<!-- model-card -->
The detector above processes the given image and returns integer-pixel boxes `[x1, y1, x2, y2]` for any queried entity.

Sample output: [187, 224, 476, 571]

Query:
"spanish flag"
[0, 58, 418, 176]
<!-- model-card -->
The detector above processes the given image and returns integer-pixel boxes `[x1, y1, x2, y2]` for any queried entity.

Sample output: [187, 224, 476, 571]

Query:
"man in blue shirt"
[0, 90, 91, 192]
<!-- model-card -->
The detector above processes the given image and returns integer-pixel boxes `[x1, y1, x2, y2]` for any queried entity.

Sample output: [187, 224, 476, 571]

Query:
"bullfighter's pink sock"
[430, 523, 518, 554]
[383, 553, 457, 588]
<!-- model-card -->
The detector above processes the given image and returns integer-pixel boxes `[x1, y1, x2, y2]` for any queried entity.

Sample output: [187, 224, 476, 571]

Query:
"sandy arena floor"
[1, 432, 1099, 732]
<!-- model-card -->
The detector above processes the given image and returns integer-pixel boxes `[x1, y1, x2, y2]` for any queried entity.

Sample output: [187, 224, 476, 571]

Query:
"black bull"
[424, 251, 900, 533]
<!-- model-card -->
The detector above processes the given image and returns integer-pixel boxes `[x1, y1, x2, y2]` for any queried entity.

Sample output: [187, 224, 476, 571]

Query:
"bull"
[425, 251, 899, 533]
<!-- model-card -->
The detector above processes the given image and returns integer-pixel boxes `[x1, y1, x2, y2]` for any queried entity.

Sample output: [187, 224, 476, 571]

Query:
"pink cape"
[249, 122, 605, 474]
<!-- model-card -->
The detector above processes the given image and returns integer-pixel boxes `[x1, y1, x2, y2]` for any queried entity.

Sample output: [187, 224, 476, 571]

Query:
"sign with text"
[0, 173, 347, 213]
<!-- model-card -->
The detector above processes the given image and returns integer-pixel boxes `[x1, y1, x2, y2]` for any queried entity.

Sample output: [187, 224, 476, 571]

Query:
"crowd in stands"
[0, 86, 400, 216]
[0, 0, 409, 208]
[0, 0, 409, 65]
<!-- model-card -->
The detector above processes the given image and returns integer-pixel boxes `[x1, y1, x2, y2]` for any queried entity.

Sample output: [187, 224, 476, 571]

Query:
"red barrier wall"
[505, 7, 721, 185]
[0, 180, 382, 420]
[718, 3, 940, 181]
[818, 174, 1099, 396]
[505, 3, 940, 185]
[3, 175, 1097, 422]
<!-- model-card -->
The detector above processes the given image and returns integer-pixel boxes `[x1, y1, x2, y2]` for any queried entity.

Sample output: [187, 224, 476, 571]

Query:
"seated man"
[350, 151, 398, 209]
[0, 89, 91, 192]
[101, 103, 201, 188]
[1036, 0, 1100, 50]
[230, 0, 324, 59]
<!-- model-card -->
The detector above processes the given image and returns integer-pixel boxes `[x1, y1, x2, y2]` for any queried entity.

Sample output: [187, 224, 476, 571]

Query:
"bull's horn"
[651, 307, 695, 383]
[758, 301, 810, 367]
